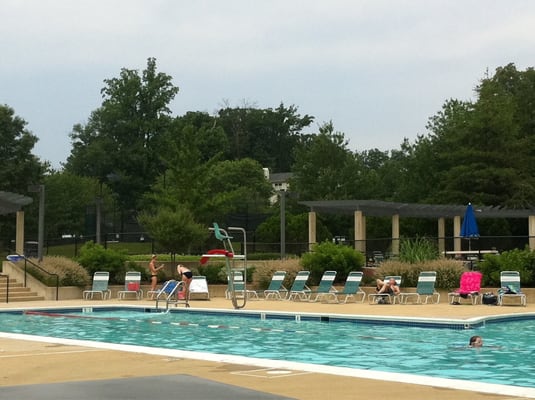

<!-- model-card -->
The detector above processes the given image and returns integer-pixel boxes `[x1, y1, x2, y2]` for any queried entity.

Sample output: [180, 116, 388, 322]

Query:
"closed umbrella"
[460, 203, 480, 269]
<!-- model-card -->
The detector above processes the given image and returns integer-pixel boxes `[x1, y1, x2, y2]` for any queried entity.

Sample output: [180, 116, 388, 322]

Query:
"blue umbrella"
[460, 203, 480, 241]
[460, 203, 479, 268]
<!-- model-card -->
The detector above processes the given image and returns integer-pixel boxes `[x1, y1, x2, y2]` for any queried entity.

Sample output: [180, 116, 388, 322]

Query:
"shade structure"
[460, 203, 480, 239]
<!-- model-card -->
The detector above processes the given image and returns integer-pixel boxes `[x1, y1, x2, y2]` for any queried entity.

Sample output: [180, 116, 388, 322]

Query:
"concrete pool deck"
[1, 297, 534, 399]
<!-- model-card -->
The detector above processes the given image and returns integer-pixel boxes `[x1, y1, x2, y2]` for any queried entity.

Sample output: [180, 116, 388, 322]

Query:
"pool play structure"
[1, 306, 535, 398]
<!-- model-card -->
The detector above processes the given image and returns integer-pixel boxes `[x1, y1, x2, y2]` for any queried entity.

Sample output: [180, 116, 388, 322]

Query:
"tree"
[0, 105, 46, 247]
[44, 172, 110, 239]
[291, 122, 359, 200]
[0, 105, 45, 193]
[217, 103, 314, 172]
[64, 58, 179, 229]
[138, 207, 208, 255]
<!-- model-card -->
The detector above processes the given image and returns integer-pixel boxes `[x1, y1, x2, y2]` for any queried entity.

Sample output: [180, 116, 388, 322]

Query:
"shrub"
[300, 241, 365, 285]
[479, 248, 535, 287]
[252, 258, 303, 290]
[76, 241, 129, 284]
[25, 256, 90, 287]
[197, 262, 254, 284]
[375, 259, 464, 290]
[399, 237, 439, 263]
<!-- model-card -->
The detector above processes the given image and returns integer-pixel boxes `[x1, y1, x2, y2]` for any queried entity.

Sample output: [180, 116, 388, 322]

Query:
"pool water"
[2, 309, 535, 388]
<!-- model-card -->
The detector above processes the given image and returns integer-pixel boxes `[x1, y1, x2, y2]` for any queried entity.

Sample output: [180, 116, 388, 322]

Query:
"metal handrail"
[0, 274, 9, 303]
[8, 252, 59, 301]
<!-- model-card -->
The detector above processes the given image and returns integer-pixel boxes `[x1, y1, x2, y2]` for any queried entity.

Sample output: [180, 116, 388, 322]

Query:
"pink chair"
[448, 271, 483, 305]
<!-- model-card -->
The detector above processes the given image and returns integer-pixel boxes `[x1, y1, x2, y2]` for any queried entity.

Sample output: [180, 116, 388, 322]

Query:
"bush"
[25, 256, 90, 287]
[76, 241, 129, 284]
[375, 259, 465, 290]
[399, 237, 439, 263]
[479, 247, 535, 287]
[197, 262, 254, 284]
[300, 241, 365, 285]
[252, 258, 303, 290]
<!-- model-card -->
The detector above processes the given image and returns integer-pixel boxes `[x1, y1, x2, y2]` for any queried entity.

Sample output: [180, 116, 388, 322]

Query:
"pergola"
[0, 191, 33, 254]
[299, 200, 535, 254]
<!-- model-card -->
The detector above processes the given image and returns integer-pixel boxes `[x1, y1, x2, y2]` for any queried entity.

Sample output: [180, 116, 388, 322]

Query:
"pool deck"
[1, 297, 534, 399]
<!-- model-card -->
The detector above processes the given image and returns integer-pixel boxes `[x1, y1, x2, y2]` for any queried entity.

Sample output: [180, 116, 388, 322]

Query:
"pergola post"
[308, 211, 317, 251]
[392, 214, 400, 256]
[16, 211, 24, 254]
[437, 217, 445, 256]
[454, 215, 461, 252]
[354, 210, 366, 254]
[529, 215, 535, 251]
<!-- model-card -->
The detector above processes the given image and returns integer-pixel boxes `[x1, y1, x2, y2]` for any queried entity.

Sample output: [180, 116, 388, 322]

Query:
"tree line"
[1, 59, 534, 254]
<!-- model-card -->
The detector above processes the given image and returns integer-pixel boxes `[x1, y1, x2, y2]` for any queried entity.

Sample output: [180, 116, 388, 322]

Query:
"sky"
[1, 0, 535, 169]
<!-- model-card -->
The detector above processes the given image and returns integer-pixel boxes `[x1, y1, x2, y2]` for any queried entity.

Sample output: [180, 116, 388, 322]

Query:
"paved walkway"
[1, 298, 534, 399]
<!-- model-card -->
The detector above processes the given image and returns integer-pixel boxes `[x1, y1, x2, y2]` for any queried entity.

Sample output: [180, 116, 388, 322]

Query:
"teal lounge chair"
[368, 275, 402, 304]
[264, 271, 288, 300]
[311, 270, 337, 302]
[117, 271, 143, 300]
[287, 271, 311, 301]
[83, 271, 111, 300]
[226, 270, 258, 300]
[399, 271, 440, 304]
[337, 271, 366, 303]
[498, 271, 526, 306]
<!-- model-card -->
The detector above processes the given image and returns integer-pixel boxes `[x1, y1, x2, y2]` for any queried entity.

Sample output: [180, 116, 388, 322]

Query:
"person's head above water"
[469, 335, 483, 347]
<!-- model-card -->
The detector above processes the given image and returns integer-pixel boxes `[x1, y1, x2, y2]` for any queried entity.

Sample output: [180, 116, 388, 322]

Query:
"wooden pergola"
[299, 200, 535, 254]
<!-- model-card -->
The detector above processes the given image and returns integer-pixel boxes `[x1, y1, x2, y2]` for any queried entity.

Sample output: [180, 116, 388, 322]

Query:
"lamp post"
[279, 190, 286, 260]
[28, 184, 45, 262]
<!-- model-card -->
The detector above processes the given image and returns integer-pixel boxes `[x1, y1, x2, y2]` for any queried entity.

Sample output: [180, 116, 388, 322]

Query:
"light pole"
[279, 190, 286, 260]
[28, 184, 45, 262]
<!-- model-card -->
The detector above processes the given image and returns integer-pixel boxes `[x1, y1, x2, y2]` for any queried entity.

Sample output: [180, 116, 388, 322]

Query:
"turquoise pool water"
[1, 308, 535, 388]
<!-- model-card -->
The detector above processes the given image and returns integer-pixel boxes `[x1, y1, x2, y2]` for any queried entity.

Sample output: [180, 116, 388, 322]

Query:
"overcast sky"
[1, 0, 534, 169]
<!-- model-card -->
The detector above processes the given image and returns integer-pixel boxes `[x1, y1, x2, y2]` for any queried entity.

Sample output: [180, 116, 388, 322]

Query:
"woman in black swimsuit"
[149, 254, 164, 298]
[177, 264, 193, 301]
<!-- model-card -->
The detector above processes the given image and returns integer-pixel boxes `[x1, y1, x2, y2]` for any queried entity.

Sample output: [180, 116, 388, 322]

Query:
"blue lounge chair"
[226, 270, 258, 300]
[83, 271, 111, 300]
[287, 271, 311, 301]
[117, 271, 143, 300]
[399, 271, 440, 304]
[498, 271, 527, 306]
[311, 270, 337, 302]
[368, 275, 402, 304]
[337, 271, 366, 303]
[264, 271, 288, 300]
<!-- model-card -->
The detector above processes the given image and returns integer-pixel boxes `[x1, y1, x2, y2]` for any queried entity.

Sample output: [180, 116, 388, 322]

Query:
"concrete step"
[0, 277, 45, 302]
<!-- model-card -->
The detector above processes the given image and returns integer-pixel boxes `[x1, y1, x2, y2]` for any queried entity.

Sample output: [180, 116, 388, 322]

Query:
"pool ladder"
[155, 280, 190, 311]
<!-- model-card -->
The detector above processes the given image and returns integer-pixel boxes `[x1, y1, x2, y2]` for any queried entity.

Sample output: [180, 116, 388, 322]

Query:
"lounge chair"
[498, 271, 526, 306]
[83, 271, 111, 300]
[263, 271, 288, 300]
[117, 271, 143, 300]
[189, 275, 210, 300]
[226, 270, 258, 300]
[399, 271, 440, 304]
[448, 271, 482, 305]
[287, 271, 311, 301]
[368, 275, 402, 304]
[311, 270, 338, 302]
[336, 271, 366, 303]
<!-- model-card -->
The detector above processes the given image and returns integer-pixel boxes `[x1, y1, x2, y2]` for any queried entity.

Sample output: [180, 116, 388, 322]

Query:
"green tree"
[65, 58, 179, 229]
[217, 103, 314, 172]
[291, 122, 359, 200]
[0, 105, 45, 193]
[0, 105, 47, 246]
[138, 207, 208, 255]
[44, 172, 111, 239]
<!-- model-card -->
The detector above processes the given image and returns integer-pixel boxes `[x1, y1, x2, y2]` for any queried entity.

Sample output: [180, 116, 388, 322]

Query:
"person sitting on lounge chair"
[376, 277, 400, 296]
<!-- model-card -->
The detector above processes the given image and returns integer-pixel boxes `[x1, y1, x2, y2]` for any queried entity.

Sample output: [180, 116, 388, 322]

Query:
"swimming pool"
[1, 307, 535, 396]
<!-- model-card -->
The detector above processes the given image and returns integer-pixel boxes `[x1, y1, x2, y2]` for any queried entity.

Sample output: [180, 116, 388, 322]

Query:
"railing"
[0, 274, 9, 303]
[7, 253, 59, 301]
